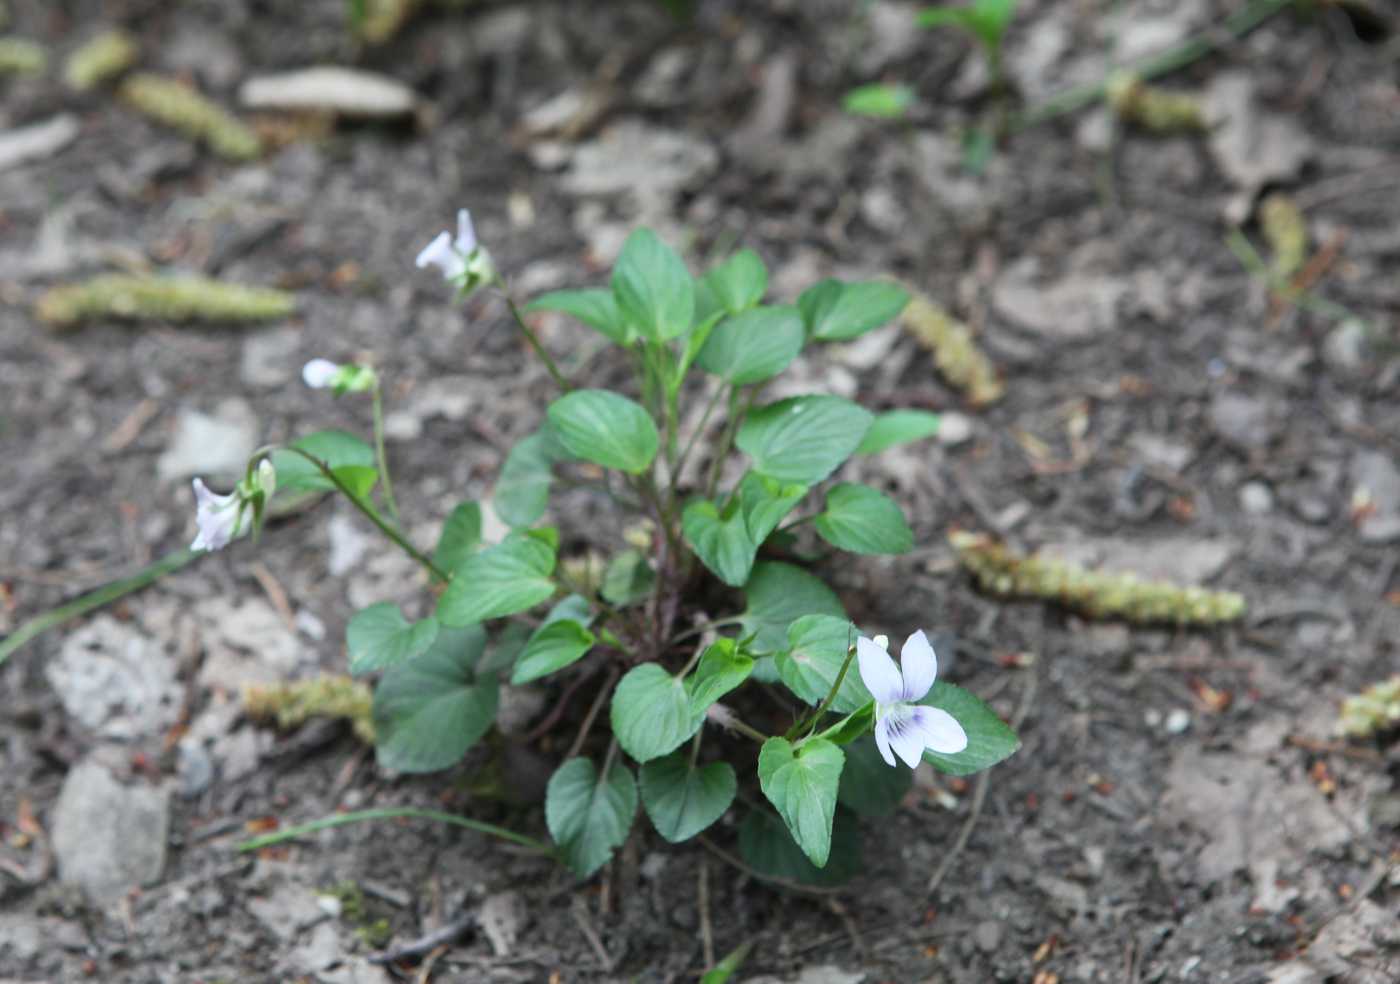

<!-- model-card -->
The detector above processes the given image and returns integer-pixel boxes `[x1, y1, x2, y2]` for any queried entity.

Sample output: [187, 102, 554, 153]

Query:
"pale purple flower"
[857, 630, 968, 768]
[415, 209, 478, 280]
[189, 479, 243, 552]
[301, 358, 340, 389]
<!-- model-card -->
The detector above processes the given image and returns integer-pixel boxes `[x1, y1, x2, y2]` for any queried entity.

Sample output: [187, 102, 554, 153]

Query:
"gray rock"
[747, 967, 865, 984]
[176, 738, 215, 797]
[248, 880, 327, 942]
[52, 759, 171, 907]
[1206, 72, 1312, 201]
[1351, 450, 1400, 543]
[1322, 319, 1371, 374]
[560, 121, 718, 199]
[1239, 481, 1275, 515]
[992, 264, 1128, 339]
[240, 327, 302, 389]
[196, 596, 308, 692]
[972, 918, 1003, 953]
[157, 398, 259, 483]
[46, 615, 182, 739]
[1210, 391, 1280, 451]
[0, 113, 80, 172]
[478, 890, 526, 957]
[1040, 535, 1235, 585]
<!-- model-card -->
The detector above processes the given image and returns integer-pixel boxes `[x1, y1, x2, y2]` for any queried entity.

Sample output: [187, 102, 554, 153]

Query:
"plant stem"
[500, 288, 570, 390]
[704, 388, 750, 500]
[787, 634, 858, 742]
[673, 380, 729, 504]
[369, 378, 400, 524]
[1012, 0, 1293, 130]
[566, 666, 620, 760]
[667, 615, 745, 649]
[237, 806, 549, 853]
[279, 446, 449, 583]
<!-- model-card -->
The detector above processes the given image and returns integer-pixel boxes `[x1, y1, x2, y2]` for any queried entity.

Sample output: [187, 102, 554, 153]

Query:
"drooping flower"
[189, 479, 244, 552]
[415, 208, 494, 291]
[857, 630, 968, 768]
[301, 358, 339, 389]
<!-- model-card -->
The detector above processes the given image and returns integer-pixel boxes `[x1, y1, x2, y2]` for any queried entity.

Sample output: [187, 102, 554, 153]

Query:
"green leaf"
[433, 501, 482, 573]
[738, 808, 862, 887]
[836, 736, 913, 816]
[756, 737, 845, 867]
[798, 279, 910, 342]
[639, 753, 736, 843]
[600, 549, 655, 607]
[526, 288, 630, 346]
[372, 624, 496, 773]
[739, 562, 846, 655]
[478, 621, 531, 676]
[918, 0, 1018, 50]
[843, 83, 914, 119]
[919, 681, 1020, 776]
[547, 389, 658, 475]
[856, 409, 942, 455]
[695, 306, 805, 385]
[512, 619, 595, 685]
[546, 757, 637, 878]
[347, 603, 440, 675]
[610, 662, 700, 763]
[437, 531, 556, 626]
[700, 943, 753, 984]
[331, 465, 378, 500]
[813, 483, 913, 555]
[685, 638, 753, 717]
[811, 702, 874, 746]
[682, 500, 757, 588]
[776, 614, 872, 713]
[271, 430, 375, 495]
[611, 228, 694, 342]
[736, 396, 873, 485]
[737, 472, 807, 545]
[494, 428, 564, 529]
[703, 249, 768, 315]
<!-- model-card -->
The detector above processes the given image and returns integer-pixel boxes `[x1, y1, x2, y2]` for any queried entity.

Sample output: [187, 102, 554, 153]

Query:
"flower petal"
[873, 718, 897, 767]
[909, 705, 968, 755]
[301, 358, 339, 389]
[857, 635, 904, 704]
[898, 629, 937, 701]
[884, 709, 929, 768]
[415, 231, 458, 275]
[455, 208, 477, 254]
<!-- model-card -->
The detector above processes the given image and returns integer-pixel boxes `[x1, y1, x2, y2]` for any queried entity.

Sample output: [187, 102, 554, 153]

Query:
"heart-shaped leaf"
[433, 501, 482, 573]
[639, 753, 736, 843]
[437, 531, 556, 626]
[756, 737, 845, 867]
[685, 638, 753, 717]
[919, 681, 1021, 776]
[611, 662, 700, 763]
[526, 288, 630, 345]
[611, 228, 694, 342]
[798, 279, 910, 342]
[735, 395, 873, 485]
[737, 472, 807, 544]
[775, 614, 872, 713]
[512, 618, 595, 684]
[813, 483, 913, 555]
[600, 549, 655, 607]
[856, 409, 942, 455]
[738, 808, 862, 887]
[547, 389, 658, 475]
[546, 757, 638, 878]
[702, 248, 768, 315]
[372, 624, 495, 773]
[739, 562, 846, 655]
[494, 427, 567, 529]
[695, 306, 804, 385]
[682, 499, 757, 588]
[347, 603, 439, 675]
[271, 430, 374, 495]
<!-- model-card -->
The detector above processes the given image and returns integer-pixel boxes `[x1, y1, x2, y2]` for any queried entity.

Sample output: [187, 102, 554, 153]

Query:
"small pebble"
[1165, 708, 1191, 734]
[1238, 481, 1274, 515]
[972, 918, 1003, 953]
[938, 411, 974, 447]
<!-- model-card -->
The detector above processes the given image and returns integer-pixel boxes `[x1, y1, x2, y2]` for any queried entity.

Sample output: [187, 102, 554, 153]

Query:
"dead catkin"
[901, 293, 1004, 407]
[1259, 193, 1307, 283]
[243, 676, 375, 744]
[0, 36, 46, 75]
[1106, 71, 1206, 133]
[1337, 675, 1400, 738]
[950, 531, 1246, 625]
[63, 30, 138, 91]
[356, 0, 422, 43]
[119, 73, 261, 160]
[36, 274, 295, 328]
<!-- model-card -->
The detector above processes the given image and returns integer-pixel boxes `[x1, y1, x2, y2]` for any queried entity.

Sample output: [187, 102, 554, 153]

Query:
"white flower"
[415, 208, 494, 288]
[301, 358, 340, 389]
[256, 459, 276, 500]
[189, 479, 244, 552]
[857, 630, 968, 768]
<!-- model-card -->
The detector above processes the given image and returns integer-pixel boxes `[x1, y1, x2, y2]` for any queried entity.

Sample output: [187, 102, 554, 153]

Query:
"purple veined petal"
[301, 359, 339, 389]
[909, 704, 968, 755]
[899, 629, 938, 701]
[857, 635, 904, 704]
[455, 208, 477, 254]
[190, 479, 240, 552]
[873, 717, 898, 767]
[882, 706, 930, 769]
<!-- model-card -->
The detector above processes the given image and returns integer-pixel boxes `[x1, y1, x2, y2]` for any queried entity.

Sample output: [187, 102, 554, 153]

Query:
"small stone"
[640, 852, 668, 881]
[973, 918, 1003, 953]
[47, 615, 182, 739]
[52, 759, 171, 907]
[992, 263, 1128, 340]
[0, 113, 80, 171]
[176, 738, 214, 798]
[239, 327, 301, 389]
[1322, 319, 1371, 374]
[1239, 482, 1274, 515]
[937, 411, 974, 447]
[1165, 708, 1191, 734]
[477, 890, 525, 957]
[157, 398, 259, 483]
[1209, 391, 1279, 451]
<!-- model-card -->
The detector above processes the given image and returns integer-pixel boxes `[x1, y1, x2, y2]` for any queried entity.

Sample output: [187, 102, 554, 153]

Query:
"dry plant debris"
[243, 675, 376, 744]
[36, 274, 296, 328]
[119, 73, 262, 160]
[900, 292, 1004, 406]
[63, 30, 138, 91]
[1105, 71, 1206, 132]
[1338, 675, 1400, 738]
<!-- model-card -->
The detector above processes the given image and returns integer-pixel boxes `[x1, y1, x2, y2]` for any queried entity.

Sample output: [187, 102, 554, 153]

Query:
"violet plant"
[202, 212, 1019, 884]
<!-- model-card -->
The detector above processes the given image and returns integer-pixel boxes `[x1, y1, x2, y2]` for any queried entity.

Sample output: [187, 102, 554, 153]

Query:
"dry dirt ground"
[2, 0, 1399, 981]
